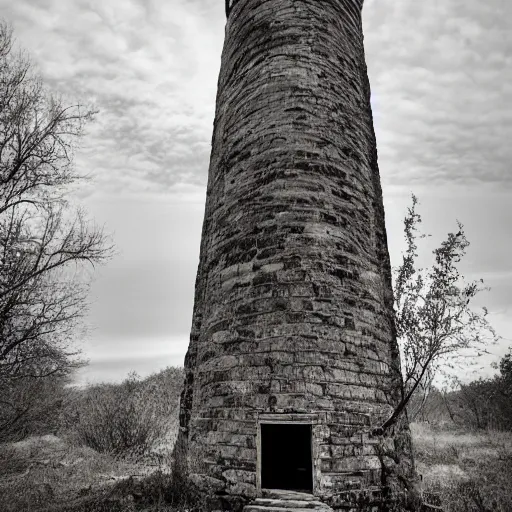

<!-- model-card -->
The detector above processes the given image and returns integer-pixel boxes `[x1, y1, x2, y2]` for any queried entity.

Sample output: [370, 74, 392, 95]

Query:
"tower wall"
[175, 0, 415, 508]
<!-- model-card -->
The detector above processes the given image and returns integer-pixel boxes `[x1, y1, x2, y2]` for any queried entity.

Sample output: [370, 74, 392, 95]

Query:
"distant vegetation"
[65, 367, 183, 456]
[409, 347, 512, 432]
[0, 366, 192, 512]
[1, 356, 512, 511]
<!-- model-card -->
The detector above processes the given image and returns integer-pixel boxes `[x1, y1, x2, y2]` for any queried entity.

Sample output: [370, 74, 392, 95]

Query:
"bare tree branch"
[374, 195, 499, 435]
[0, 19, 112, 390]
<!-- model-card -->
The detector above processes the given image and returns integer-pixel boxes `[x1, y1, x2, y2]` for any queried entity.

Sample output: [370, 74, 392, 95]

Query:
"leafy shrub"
[0, 374, 69, 443]
[68, 367, 183, 456]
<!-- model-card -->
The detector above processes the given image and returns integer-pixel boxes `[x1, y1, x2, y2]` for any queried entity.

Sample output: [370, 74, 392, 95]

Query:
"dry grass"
[2, 415, 512, 511]
[0, 367, 187, 511]
[412, 422, 512, 511]
[0, 433, 148, 511]
[0, 432, 206, 511]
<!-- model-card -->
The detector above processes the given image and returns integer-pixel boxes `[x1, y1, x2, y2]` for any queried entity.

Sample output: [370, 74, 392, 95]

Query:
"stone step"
[244, 507, 330, 512]
[243, 489, 334, 512]
[261, 490, 317, 501]
[252, 498, 331, 509]
[261, 489, 317, 500]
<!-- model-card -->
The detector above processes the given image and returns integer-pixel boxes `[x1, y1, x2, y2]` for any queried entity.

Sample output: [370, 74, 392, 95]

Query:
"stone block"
[189, 473, 226, 493]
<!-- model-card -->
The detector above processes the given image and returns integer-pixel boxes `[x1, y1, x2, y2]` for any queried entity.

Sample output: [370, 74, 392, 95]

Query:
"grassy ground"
[0, 432, 204, 512]
[1, 423, 511, 511]
[0, 434, 145, 511]
[412, 423, 512, 511]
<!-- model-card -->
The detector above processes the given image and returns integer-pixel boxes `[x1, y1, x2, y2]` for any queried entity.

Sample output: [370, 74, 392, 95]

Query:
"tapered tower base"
[174, 0, 417, 509]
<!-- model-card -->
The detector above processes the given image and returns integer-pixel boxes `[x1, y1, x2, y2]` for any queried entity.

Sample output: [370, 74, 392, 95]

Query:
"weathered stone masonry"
[175, 0, 415, 509]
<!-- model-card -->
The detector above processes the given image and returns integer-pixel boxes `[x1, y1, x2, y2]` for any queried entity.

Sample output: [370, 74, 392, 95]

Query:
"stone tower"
[175, 0, 415, 509]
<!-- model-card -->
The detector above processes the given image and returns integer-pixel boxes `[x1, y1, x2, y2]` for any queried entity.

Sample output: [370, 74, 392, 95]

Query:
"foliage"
[445, 349, 512, 431]
[498, 347, 512, 389]
[377, 195, 499, 433]
[409, 347, 512, 431]
[0, 20, 111, 385]
[0, 366, 185, 511]
[68, 367, 183, 456]
[0, 373, 68, 442]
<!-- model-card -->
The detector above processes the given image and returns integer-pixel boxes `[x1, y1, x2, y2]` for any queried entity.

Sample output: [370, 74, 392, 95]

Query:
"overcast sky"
[2, 0, 511, 385]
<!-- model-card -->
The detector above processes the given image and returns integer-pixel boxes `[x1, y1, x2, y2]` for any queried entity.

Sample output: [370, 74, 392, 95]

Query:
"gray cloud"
[2, 0, 224, 195]
[90, 260, 196, 339]
[4, 0, 511, 193]
[2, 0, 511, 381]
[364, 0, 512, 186]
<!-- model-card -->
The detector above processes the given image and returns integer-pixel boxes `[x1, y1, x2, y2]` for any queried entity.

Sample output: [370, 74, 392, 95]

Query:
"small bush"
[67, 367, 183, 457]
[0, 374, 68, 443]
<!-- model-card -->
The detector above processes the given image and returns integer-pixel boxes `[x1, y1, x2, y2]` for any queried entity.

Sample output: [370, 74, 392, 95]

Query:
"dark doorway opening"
[261, 423, 313, 492]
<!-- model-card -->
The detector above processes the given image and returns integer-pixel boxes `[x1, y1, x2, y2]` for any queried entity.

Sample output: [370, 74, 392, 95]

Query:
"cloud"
[75, 335, 189, 384]
[84, 194, 204, 338]
[3, 0, 225, 196]
[4, 0, 512, 195]
[89, 260, 195, 340]
[364, 0, 512, 187]
[3, 0, 511, 382]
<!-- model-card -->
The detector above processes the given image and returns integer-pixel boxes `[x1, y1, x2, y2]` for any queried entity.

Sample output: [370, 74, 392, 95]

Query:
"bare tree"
[375, 195, 499, 434]
[0, 20, 112, 385]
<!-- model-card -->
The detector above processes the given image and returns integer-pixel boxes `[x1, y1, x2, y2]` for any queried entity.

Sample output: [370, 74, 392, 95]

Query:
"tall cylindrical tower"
[175, 0, 415, 509]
